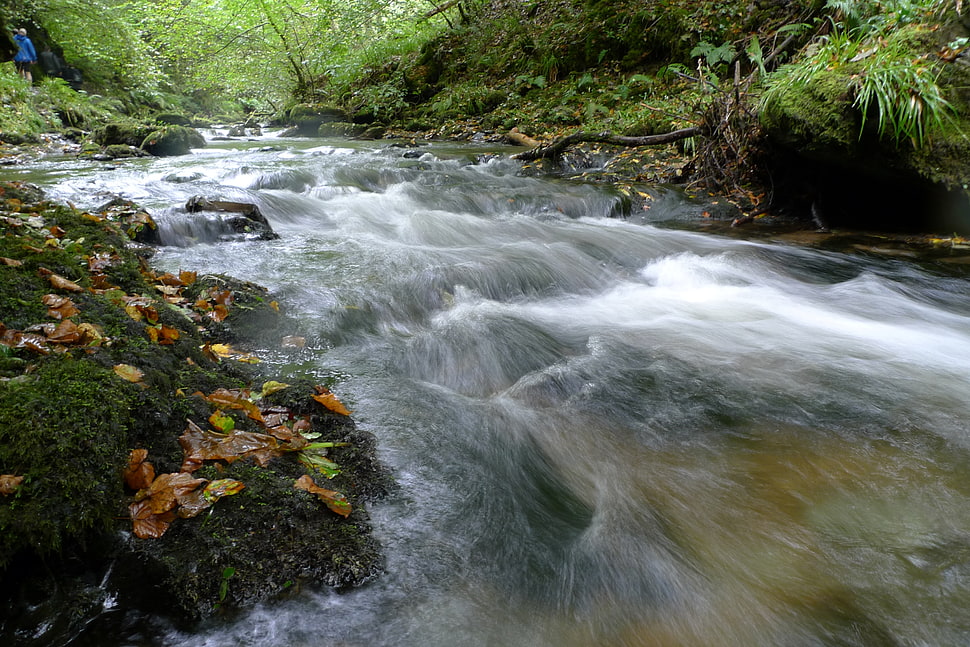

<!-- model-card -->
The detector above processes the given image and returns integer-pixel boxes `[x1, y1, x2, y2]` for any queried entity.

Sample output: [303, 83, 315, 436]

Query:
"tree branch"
[511, 127, 702, 161]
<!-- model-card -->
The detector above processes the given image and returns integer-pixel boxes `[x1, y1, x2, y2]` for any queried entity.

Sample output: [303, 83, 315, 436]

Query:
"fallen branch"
[511, 127, 702, 161]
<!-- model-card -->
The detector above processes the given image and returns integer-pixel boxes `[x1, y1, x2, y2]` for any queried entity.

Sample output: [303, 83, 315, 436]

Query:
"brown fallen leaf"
[129, 499, 177, 539]
[136, 471, 207, 515]
[42, 294, 80, 320]
[0, 257, 23, 266]
[47, 320, 81, 344]
[294, 474, 352, 517]
[124, 449, 155, 491]
[179, 419, 283, 472]
[195, 387, 264, 422]
[46, 273, 84, 292]
[0, 474, 24, 496]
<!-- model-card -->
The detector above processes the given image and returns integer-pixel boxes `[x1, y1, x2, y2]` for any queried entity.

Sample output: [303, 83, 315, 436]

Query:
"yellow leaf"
[258, 380, 290, 399]
[114, 363, 145, 383]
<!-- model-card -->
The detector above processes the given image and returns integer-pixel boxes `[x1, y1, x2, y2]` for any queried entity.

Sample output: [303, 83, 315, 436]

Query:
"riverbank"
[0, 180, 390, 643]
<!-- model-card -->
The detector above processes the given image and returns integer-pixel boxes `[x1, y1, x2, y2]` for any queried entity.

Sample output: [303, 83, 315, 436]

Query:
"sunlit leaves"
[294, 474, 352, 517]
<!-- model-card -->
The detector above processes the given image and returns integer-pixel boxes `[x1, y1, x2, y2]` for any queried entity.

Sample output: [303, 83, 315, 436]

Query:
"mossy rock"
[154, 112, 193, 126]
[0, 357, 134, 561]
[140, 125, 206, 156]
[102, 144, 148, 159]
[0, 193, 391, 639]
[0, 180, 45, 204]
[759, 68, 862, 159]
[318, 121, 367, 137]
[91, 121, 154, 148]
[287, 103, 348, 135]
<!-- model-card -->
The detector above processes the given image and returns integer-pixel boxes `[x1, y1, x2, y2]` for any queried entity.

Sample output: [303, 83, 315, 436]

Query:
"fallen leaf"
[179, 420, 283, 472]
[203, 478, 246, 502]
[196, 388, 264, 422]
[42, 294, 80, 320]
[0, 257, 22, 266]
[130, 499, 177, 538]
[209, 304, 230, 322]
[47, 320, 81, 344]
[294, 474, 352, 517]
[46, 273, 84, 292]
[208, 410, 236, 432]
[77, 323, 105, 345]
[177, 478, 245, 518]
[124, 449, 156, 490]
[257, 380, 290, 399]
[312, 386, 351, 416]
[114, 363, 145, 383]
[0, 474, 24, 495]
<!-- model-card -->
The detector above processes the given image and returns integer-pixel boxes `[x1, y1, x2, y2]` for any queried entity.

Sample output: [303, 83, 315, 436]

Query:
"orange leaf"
[179, 270, 197, 285]
[209, 304, 230, 322]
[0, 474, 24, 496]
[312, 386, 351, 416]
[0, 257, 22, 266]
[294, 474, 352, 517]
[124, 449, 156, 490]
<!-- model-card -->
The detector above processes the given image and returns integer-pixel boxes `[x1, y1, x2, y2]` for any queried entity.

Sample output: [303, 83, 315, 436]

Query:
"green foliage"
[761, 3, 957, 148]
[691, 41, 736, 68]
[31, 0, 164, 90]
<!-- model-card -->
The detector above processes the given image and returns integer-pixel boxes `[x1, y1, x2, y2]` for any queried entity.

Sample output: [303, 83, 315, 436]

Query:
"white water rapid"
[25, 133, 970, 646]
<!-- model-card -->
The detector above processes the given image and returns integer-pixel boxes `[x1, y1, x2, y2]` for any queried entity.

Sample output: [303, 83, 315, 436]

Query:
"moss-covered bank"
[0, 181, 390, 642]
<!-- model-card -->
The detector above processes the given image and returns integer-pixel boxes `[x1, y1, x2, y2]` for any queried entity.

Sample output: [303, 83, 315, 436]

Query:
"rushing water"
[19, 132, 970, 646]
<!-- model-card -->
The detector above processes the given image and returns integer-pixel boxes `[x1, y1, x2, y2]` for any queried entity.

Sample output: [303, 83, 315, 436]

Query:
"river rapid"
[17, 132, 970, 646]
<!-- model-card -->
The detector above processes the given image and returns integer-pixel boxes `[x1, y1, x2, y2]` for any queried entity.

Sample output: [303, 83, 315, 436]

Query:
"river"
[16, 132, 970, 646]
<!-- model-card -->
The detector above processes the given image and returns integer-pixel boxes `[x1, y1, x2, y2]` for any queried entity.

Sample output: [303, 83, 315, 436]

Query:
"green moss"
[0, 356, 134, 563]
[760, 67, 862, 155]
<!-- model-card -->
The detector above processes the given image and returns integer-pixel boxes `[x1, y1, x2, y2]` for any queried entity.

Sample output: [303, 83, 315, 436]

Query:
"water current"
[17, 131, 970, 646]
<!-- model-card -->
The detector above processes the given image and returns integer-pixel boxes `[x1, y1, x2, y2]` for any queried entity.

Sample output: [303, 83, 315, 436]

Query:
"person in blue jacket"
[13, 28, 36, 82]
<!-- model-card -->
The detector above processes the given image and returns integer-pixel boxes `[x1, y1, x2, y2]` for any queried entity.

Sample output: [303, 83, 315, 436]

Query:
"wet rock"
[140, 125, 206, 157]
[283, 103, 348, 136]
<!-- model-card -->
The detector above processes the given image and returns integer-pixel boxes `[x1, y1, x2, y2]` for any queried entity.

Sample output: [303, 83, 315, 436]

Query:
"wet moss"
[0, 356, 134, 561]
[759, 67, 862, 158]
